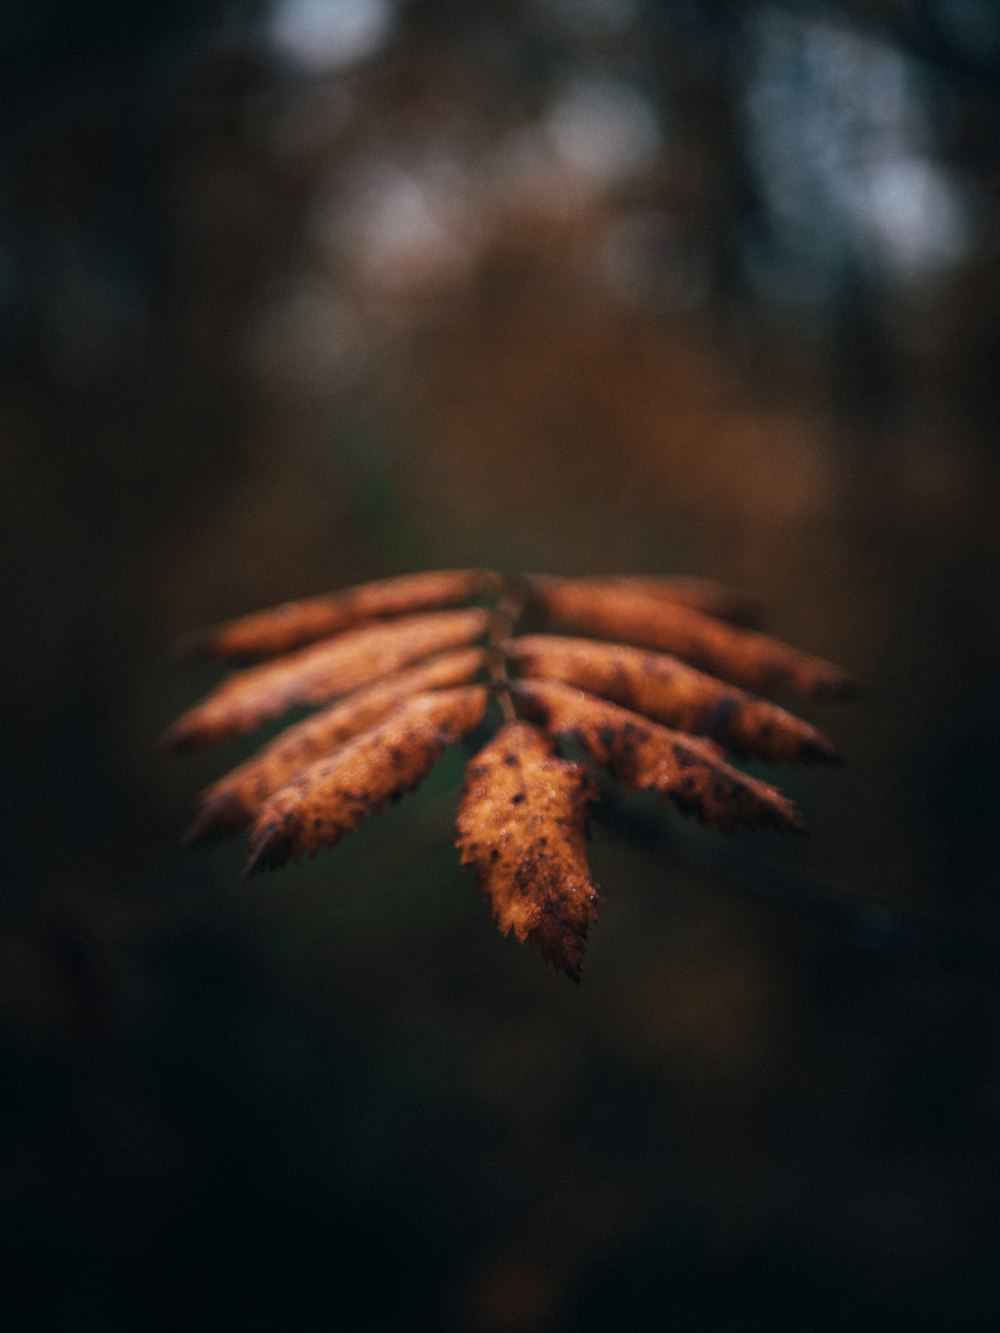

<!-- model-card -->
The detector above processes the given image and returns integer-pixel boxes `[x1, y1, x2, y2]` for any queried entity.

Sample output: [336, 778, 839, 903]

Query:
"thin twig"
[593, 789, 1000, 984]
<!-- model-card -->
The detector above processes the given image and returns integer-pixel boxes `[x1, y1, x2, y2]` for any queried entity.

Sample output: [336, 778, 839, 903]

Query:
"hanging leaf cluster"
[166, 569, 854, 979]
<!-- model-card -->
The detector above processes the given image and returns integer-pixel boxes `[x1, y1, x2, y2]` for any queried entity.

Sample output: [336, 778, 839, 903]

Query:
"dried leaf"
[568, 575, 757, 626]
[513, 679, 803, 830]
[509, 634, 836, 762]
[178, 568, 497, 661]
[168, 567, 853, 979]
[456, 721, 599, 981]
[164, 608, 489, 749]
[526, 575, 855, 697]
[187, 647, 488, 842]
[246, 685, 489, 875]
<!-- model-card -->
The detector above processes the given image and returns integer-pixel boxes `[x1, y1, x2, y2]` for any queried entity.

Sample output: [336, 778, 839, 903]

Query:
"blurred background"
[3, 1, 1000, 1328]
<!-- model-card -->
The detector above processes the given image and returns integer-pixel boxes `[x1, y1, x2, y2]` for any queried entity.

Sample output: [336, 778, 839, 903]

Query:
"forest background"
[2, 1, 1000, 1328]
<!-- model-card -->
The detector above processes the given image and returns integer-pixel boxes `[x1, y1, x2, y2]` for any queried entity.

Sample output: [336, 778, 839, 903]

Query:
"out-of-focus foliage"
[3, 1, 1000, 1329]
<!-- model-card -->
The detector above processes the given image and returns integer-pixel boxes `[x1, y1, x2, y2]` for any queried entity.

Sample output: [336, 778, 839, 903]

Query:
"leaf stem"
[487, 576, 526, 723]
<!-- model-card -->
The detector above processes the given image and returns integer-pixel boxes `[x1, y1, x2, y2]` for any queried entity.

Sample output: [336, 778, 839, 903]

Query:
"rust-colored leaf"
[177, 568, 497, 661]
[163, 608, 489, 750]
[509, 634, 836, 762]
[187, 647, 488, 842]
[568, 575, 757, 626]
[513, 679, 803, 831]
[525, 575, 855, 697]
[455, 721, 599, 982]
[246, 685, 489, 875]
[168, 566, 853, 980]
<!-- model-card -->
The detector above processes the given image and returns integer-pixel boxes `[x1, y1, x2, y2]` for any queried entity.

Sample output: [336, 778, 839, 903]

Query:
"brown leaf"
[187, 647, 488, 842]
[509, 634, 836, 762]
[525, 575, 855, 697]
[513, 679, 803, 831]
[455, 721, 599, 982]
[568, 575, 758, 625]
[163, 608, 490, 750]
[246, 685, 489, 875]
[168, 566, 851, 979]
[177, 568, 497, 661]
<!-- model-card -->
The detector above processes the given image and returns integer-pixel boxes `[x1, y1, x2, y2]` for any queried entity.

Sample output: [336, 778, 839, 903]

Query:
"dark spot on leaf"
[707, 695, 740, 734]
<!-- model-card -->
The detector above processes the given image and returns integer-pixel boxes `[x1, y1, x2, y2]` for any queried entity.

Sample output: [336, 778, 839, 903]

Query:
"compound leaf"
[168, 568, 853, 979]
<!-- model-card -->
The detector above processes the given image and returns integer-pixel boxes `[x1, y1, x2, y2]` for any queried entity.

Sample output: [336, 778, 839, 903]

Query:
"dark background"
[3, 1, 1000, 1328]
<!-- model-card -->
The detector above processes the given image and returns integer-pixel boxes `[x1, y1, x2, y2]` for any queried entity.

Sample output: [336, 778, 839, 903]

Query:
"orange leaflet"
[246, 686, 489, 875]
[177, 568, 498, 661]
[456, 721, 599, 982]
[525, 575, 856, 697]
[509, 634, 836, 762]
[187, 647, 488, 842]
[513, 678, 803, 831]
[164, 608, 490, 749]
[567, 575, 758, 625]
